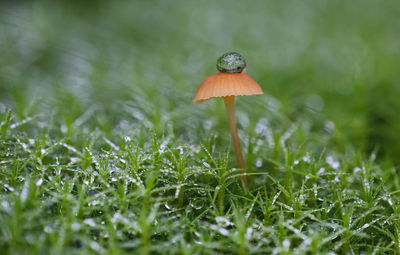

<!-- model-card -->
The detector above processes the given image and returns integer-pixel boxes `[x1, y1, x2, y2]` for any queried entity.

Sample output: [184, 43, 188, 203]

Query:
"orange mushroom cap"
[193, 72, 264, 103]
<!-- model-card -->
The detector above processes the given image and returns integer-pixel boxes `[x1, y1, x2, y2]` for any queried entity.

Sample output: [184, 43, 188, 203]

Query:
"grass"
[1, 0, 400, 254]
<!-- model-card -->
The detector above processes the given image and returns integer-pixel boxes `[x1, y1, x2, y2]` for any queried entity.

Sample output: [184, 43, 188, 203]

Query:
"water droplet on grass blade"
[354, 167, 362, 174]
[326, 156, 340, 169]
[36, 178, 43, 186]
[245, 228, 253, 239]
[83, 218, 96, 227]
[190, 199, 204, 210]
[88, 200, 101, 206]
[1, 201, 11, 213]
[282, 239, 290, 249]
[216, 216, 233, 227]
[89, 241, 102, 252]
[44, 225, 54, 233]
[317, 167, 325, 175]
[20, 181, 29, 204]
[71, 222, 81, 231]
[4, 184, 14, 192]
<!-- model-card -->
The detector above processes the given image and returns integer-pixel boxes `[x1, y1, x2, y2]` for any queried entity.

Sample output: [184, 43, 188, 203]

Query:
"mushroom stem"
[223, 96, 248, 189]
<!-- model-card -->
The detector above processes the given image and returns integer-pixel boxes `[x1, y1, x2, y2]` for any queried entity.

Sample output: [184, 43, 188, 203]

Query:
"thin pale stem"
[223, 96, 248, 189]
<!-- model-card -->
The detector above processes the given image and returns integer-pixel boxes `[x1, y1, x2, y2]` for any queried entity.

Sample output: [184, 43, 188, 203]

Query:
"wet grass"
[1, 0, 400, 254]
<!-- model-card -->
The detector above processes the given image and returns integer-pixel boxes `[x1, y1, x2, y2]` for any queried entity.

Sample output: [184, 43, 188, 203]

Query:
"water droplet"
[211, 224, 229, 235]
[303, 153, 311, 163]
[1, 201, 11, 213]
[4, 184, 14, 192]
[282, 239, 290, 249]
[326, 156, 340, 169]
[89, 200, 102, 206]
[216, 52, 246, 73]
[245, 228, 253, 239]
[20, 182, 29, 203]
[83, 218, 96, 227]
[216, 216, 233, 227]
[44, 225, 54, 233]
[89, 241, 102, 252]
[190, 199, 204, 210]
[71, 222, 81, 231]
[36, 178, 43, 186]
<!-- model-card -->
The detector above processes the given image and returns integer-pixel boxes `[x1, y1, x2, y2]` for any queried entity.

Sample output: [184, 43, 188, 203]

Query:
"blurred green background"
[1, 0, 400, 162]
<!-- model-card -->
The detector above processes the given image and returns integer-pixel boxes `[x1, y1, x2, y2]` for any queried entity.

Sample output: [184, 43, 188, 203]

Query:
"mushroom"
[193, 52, 264, 188]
